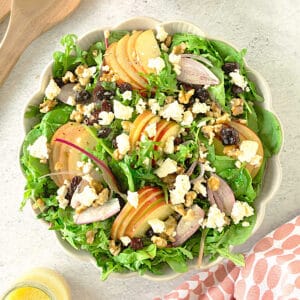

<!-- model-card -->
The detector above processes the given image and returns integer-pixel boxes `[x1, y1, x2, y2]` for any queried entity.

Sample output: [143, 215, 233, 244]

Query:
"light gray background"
[0, 0, 299, 299]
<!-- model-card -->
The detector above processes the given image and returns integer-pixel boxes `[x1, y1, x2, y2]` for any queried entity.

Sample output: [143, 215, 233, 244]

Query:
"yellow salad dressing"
[2, 268, 71, 300]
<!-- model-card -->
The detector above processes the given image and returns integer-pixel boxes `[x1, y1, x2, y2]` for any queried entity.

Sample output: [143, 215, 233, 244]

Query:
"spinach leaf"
[254, 105, 282, 157]
[219, 168, 256, 202]
[40, 105, 73, 140]
[212, 155, 236, 173]
[208, 66, 226, 107]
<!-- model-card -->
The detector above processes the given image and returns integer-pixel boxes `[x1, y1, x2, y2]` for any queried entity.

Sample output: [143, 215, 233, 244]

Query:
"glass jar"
[2, 268, 71, 300]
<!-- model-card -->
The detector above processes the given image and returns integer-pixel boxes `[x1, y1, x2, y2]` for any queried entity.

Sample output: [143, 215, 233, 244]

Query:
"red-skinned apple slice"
[127, 31, 145, 75]
[111, 186, 161, 240]
[117, 188, 164, 239]
[155, 121, 180, 145]
[116, 34, 147, 88]
[127, 199, 173, 238]
[135, 29, 161, 74]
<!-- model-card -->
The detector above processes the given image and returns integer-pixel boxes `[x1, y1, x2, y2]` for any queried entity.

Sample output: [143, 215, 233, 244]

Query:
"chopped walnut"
[112, 149, 124, 161]
[172, 42, 187, 54]
[70, 110, 84, 123]
[176, 166, 185, 174]
[162, 173, 177, 189]
[178, 89, 195, 104]
[223, 145, 240, 158]
[90, 180, 103, 194]
[182, 208, 196, 221]
[165, 35, 172, 47]
[109, 240, 121, 256]
[207, 176, 220, 191]
[165, 95, 174, 104]
[86, 230, 97, 244]
[231, 98, 244, 116]
[100, 69, 119, 82]
[202, 125, 215, 145]
[151, 236, 168, 248]
[93, 188, 109, 207]
[216, 113, 231, 124]
[206, 101, 222, 118]
[75, 205, 88, 214]
[39, 99, 58, 113]
[185, 191, 197, 207]
[172, 204, 186, 216]
[121, 121, 132, 133]
[62, 71, 77, 83]
[164, 216, 177, 240]
[33, 198, 46, 211]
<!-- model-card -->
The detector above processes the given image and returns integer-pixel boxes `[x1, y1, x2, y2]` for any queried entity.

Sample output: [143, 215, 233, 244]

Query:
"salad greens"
[20, 29, 282, 280]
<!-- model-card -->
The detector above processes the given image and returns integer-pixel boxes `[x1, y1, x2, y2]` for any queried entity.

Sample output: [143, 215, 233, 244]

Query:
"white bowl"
[21, 17, 282, 281]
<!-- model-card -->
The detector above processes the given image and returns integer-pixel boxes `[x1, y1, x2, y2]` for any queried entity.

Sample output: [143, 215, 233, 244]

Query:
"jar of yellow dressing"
[2, 268, 71, 300]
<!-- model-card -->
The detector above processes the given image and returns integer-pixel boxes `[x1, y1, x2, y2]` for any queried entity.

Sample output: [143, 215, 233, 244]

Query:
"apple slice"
[214, 121, 264, 178]
[111, 186, 161, 240]
[127, 199, 173, 238]
[155, 121, 180, 145]
[104, 42, 142, 89]
[117, 188, 164, 239]
[135, 29, 161, 74]
[116, 34, 147, 88]
[129, 110, 160, 147]
[127, 31, 145, 75]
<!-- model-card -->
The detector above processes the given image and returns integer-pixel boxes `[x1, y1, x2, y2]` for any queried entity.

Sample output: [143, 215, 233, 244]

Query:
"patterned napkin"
[155, 215, 300, 300]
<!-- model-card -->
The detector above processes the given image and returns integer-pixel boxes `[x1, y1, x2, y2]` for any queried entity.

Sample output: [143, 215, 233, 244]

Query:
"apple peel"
[55, 138, 126, 200]
[74, 198, 120, 224]
[173, 204, 205, 247]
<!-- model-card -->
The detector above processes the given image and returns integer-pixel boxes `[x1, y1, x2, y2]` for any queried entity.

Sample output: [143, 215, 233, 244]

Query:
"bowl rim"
[20, 16, 283, 281]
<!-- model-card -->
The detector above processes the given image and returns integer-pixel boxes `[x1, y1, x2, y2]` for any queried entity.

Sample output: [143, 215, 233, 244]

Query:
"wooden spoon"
[0, 0, 11, 22]
[0, 0, 80, 86]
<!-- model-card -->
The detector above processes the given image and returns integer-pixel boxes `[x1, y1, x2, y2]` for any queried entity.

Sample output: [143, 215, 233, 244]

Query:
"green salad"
[21, 27, 282, 280]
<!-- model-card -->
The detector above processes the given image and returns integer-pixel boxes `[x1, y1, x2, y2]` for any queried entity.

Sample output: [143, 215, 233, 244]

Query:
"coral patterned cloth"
[155, 215, 300, 300]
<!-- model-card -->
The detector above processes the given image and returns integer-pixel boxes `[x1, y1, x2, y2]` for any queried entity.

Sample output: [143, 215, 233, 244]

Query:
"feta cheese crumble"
[229, 70, 248, 90]
[148, 219, 165, 233]
[148, 57, 166, 74]
[156, 25, 168, 42]
[27, 135, 49, 163]
[72, 185, 98, 208]
[170, 175, 191, 205]
[168, 53, 181, 75]
[192, 100, 210, 114]
[160, 101, 184, 122]
[238, 140, 261, 166]
[144, 122, 157, 138]
[116, 133, 130, 155]
[45, 79, 61, 100]
[231, 201, 254, 224]
[155, 158, 177, 178]
[56, 182, 69, 209]
[164, 136, 175, 154]
[120, 236, 131, 246]
[98, 111, 114, 125]
[122, 90, 132, 101]
[181, 110, 194, 126]
[204, 204, 230, 232]
[136, 98, 146, 114]
[113, 100, 134, 120]
[127, 191, 139, 208]
[148, 98, 161, 115]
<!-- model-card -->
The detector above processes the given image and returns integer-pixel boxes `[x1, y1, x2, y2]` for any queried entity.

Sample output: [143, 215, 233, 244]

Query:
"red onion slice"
[172, 204, 205, 247]
[57, 83, 76, 104]
[74, 198, 120, 224]
[181, 54, 213, 67]
[207, 174, 235, 215]
[177, 57, 220, 86]
[55, 138, 126, 199]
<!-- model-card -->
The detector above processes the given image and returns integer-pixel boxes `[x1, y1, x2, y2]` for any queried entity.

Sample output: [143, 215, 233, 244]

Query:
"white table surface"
[0, 0, 299, 299]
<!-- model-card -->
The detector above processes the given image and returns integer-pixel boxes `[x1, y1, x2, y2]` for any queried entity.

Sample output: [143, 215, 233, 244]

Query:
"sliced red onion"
[39, 170, 82, 179]
[185, 160, 198, 176]
[57, 83, 76, 104]
[207, 174, 235, 215]
[177, 57, 220, 86]
[190, 163, 205, 183]
[181, 54, 213, 67]
[173, 204, 205, 247]
[55, 138, 126, 200]
[74, 198, 120, 224]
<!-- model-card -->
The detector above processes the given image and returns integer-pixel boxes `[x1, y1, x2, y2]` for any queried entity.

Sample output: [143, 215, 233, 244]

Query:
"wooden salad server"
[0, 0, 11, 22]
[0, 0, 81, 87]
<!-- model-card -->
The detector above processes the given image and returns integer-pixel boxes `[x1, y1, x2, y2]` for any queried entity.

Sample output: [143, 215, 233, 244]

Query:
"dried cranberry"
[130, 238, 144, 250]
[93, 84, 115, 102]
[220, 126, 240, 145]
[146, 228, 154, 238]
[84, 109, 101, 126]
[112, 138, 118, 149]
[118, 82, 132, 93]
[194, 87, 209, 102]
[53, 77, 64, 87]
[174, 136, 183, 145]
[97, 127, 111, 138]
[75, 90, 91, 103]
[222, 62, 240, 74]
[101, 100, 112, 112]
[66, 176, 82, 200]
[231, 84, 243, 96]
